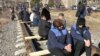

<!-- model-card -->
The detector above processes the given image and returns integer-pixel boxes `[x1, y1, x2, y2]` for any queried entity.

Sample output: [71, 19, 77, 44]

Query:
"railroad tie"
[17, 32, 23, 35]
[15, 42, 25, 48]
[16, 35, 23, 39]
[16, 38, 24, 43]
[15, 48, 26, 56]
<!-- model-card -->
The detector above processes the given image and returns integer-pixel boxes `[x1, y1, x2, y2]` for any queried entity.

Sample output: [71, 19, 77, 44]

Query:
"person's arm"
[65, 34, 72, 52]
[66, 34, 72, 44]
[83, 28, 91, 40]
[45, 22, 51, 28]
[30, 13, 34, 21]
[48, 31, 65, 49]
[71, 26, 84, 41]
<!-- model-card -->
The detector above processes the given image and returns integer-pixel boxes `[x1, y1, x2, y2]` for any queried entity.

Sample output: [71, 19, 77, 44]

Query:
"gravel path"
[0, 21, 17, 56]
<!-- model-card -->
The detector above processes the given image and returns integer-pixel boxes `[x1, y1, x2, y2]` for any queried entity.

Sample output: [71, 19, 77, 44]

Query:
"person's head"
[32, 8, 37, 13]
[78, 1, 82, 6]
[58, 13, 64, 20]
[41, 15, 46, 20]
[21, 4, 26, 11]
[76, 18, 86, 28]
[41, 8, 51, 20]
[53, 19, 64, 30]
[93, 53, 100, 56]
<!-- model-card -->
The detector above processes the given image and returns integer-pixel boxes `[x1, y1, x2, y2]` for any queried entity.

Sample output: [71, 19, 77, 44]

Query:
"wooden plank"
[15, 48, 26, 56]
[20, 21, 32, 24]
[15, 42, 25, 48]
[25, 35, 41, 40]
[29, 49, 50, 56]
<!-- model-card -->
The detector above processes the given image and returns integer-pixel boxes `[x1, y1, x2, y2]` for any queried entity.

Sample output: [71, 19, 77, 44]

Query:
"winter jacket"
[48, 25, 71, 49]
[71, 24, 91, 42]
[76, 5, 87, 18]
[30, 13, 35, 22]
[32, 15, 40, 26]
[38, 19, 51, 37]
[23, 11, 30, 21]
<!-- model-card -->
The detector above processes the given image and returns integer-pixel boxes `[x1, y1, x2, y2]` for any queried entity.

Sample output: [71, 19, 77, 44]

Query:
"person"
[38, 8, 51, 40]
[16, 4, 19, 12]
[11, 7, 15, 21]
[32, 10, 40, 26]
[29, 11, 34, 26]
[41, 8, 51, 21]
[70, 18, 91, 56]
[29, 7, 40, 26]
[93, 54, 100, 56]
[58, 13, 66, 27]
[23, 10, 30, 21]
[19, 9, 23, 20]
[35, 3, 40, 15]
[48, 19, 72, 56]
[87, 6, 92, 16]
[19, 5, 30, 21]
[38, 15, 51, 40]
[44, 4, 49, 11]
[98, 43, 100, 48]
[30, 10, 35, 22]
[76, 1, 87, 19]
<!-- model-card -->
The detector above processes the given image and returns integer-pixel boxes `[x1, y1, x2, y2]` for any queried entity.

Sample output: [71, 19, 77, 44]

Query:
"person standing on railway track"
[10, 6, 15, 21]
[70, 18, 91, 56]
[76, 1, 87, 19]
[48, 19, 72, 56]
[19, 4, 30, 21]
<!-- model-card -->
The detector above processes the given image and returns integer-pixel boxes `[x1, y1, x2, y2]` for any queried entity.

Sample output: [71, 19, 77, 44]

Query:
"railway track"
[15, 20, 100, 56]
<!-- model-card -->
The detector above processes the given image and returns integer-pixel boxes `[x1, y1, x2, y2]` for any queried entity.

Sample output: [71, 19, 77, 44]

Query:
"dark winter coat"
[71, 24, 91, 42]
[48, 25, 71, 49]
[38, 19, 51, 37]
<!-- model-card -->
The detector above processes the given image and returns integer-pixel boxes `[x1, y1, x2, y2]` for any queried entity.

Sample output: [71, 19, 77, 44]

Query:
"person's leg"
[79, 45, 85, 55]
[40, 35, 48, 40]
[85, 46, 91, 56]
[98, 43, 100, 48]
[11, 15, 14, 21]
[63, 50, 73, 56]
[49, 48, 66, 56]
[74, 41, 84, 56]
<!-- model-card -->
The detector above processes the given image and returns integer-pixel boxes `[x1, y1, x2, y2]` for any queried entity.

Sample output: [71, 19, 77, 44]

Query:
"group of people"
[18, 2, 92, 56]
[47, 16, 91, 56]
[38, 8, 91, 56]
[47, 1, 91, 56]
